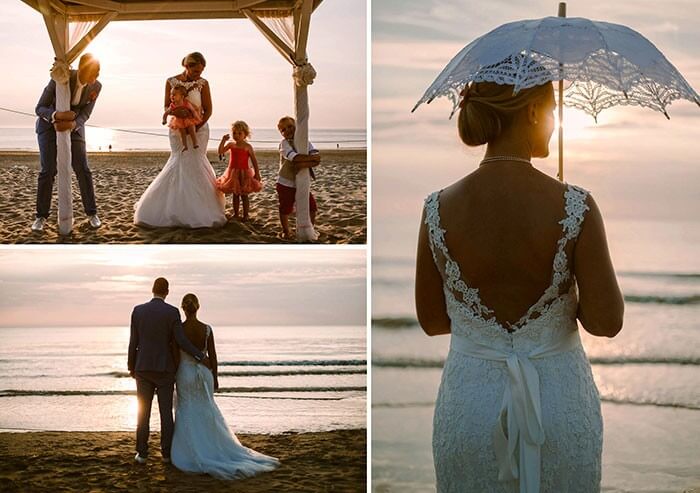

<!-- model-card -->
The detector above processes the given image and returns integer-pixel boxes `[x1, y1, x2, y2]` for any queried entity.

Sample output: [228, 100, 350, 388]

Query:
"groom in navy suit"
[128, 277, 210, 464]
[32, 53, 102, 232]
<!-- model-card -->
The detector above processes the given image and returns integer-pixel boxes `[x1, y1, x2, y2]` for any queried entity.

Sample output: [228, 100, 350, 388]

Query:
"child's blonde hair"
[231, 120, 251, 139]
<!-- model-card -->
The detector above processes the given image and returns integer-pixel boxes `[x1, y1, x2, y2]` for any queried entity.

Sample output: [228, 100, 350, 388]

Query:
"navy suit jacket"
[35, 70, 101, 142]
[128, 298, 205, 374]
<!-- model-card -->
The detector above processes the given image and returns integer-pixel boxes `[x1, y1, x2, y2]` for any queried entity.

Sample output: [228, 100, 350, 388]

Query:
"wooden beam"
[235, 0, 269, 8]
[38, 0, 67, 57]
[66, 0, 293, 14]
[66, 0, 120, 10]
[68, 11, 245, 21]
[293, 4, 300, 48]
[294, 0, 312, 64]
[66, 11, 117, 63]
[244, 8, 295, 64]
[64, 0, 296, 19]
[47, 0, 67, 14]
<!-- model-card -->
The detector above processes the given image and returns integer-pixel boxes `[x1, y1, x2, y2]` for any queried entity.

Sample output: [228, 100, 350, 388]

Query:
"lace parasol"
[413, 16, 700, 122]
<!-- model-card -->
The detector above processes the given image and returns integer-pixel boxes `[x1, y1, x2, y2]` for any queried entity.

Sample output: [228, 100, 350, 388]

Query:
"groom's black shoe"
[134, 453, 147, 464]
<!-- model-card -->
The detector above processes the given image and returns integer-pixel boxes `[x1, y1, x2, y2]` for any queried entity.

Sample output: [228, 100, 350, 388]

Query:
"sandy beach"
[0, 150, 366, 244]
[0, 429, 366, 492]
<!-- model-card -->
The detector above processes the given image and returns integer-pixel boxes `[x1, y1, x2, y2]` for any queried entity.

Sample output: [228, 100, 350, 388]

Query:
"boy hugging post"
[215, 121, 262, 221]
[276, 116, 321, 240]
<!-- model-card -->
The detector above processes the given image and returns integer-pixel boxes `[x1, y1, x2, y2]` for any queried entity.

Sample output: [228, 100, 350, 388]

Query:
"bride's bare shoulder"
[438, 164, 567, 206]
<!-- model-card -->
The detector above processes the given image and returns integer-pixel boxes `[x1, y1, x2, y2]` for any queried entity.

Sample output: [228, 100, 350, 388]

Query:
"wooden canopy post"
[292, 0, 317, 241]
[39, 0, 74, 235]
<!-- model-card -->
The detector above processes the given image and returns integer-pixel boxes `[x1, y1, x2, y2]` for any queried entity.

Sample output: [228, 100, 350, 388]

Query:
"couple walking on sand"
[128, 277, 279, 479]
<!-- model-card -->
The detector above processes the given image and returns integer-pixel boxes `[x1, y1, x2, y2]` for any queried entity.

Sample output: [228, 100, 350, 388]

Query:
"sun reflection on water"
[85, 127, 116, 152]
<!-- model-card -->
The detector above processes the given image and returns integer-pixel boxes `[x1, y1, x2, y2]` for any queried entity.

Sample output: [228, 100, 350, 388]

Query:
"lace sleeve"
[424, 191, 447, 268]
[560, 185, 590, 242]
[424, 191, 495, 322]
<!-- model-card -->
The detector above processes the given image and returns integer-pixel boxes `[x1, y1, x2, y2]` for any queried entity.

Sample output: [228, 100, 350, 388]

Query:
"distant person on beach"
[276, 116, 321, 239]
[415, 80, 623, 491]
[128, 277, 209, 464]
[170, 293, 279, 478]
[32, 53, 102, 232]
[162, 85, 202, 152]
[215, 121, 262, 221]
[134, 51, 226, 228]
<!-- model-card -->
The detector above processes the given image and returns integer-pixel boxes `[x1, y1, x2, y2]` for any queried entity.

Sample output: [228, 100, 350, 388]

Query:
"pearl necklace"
[479, 155, 532, 166]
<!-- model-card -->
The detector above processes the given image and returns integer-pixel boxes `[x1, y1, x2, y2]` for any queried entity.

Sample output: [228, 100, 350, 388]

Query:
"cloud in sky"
[0, 247, 366, 328]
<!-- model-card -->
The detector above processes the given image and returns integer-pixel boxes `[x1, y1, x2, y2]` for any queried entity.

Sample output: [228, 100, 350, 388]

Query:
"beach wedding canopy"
[413, 2, 700, 183]
[20, 0, 322, 240]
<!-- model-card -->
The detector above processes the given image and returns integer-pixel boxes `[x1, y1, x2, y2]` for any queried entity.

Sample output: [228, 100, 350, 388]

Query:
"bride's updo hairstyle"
[182, 52, 206, 68]
[181, 293, 200, 315]
[458, 81, 552, 147]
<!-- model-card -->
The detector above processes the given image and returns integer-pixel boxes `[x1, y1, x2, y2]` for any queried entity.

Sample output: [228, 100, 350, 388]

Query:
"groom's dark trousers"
[129, 298, 204, 459]
[135, 371, 176, 458]
[35, 71, 100, 219]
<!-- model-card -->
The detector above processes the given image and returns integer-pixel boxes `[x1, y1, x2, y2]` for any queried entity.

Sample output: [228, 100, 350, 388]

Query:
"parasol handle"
[557, 2, 566, 182]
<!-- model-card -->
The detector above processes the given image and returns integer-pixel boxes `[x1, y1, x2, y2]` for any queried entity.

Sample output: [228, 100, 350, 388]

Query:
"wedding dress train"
[171, 326, 279, 479]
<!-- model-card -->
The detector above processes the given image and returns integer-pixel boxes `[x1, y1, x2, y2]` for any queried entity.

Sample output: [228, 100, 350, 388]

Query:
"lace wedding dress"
[171, 325, 280, 479]
[134, 77, 226, 228]
[425, 184, 602, 493]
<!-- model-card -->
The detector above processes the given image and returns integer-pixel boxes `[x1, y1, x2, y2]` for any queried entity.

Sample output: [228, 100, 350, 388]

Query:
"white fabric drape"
[261, 15, 295, 52]
[255, 7, 318, 241]
[69, 20, 97, 49]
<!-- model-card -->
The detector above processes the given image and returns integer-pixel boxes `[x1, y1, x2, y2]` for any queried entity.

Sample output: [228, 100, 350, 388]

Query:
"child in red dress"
[162, 85, 202, 152]
[215, 121, 262, 221]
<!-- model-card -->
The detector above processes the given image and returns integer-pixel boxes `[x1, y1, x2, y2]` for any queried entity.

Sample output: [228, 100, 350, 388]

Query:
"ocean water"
[0, 325, 366, 435]
[372, 219, 700, 492]
[0, 126, 366, 152]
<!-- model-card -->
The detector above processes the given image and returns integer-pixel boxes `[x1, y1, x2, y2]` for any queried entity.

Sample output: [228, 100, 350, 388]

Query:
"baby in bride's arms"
[162, 85, 202, 151]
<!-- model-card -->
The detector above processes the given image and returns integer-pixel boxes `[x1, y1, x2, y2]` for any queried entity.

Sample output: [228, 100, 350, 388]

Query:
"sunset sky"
[0, 0, 366, 130]
[0, 247, 366, 328]
[373, 0, 700, 260]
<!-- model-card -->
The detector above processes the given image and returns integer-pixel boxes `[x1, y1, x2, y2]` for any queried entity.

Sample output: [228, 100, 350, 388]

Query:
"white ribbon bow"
[450, 329, 582, 493]
[293, 62, 317, 87]
[50, 59, 71, 84]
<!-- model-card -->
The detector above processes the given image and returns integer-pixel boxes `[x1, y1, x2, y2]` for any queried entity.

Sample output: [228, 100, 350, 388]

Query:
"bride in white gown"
[171, 293, 279, 479]
[415, 81, 624, 492]
[134, 52, 226, 228]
